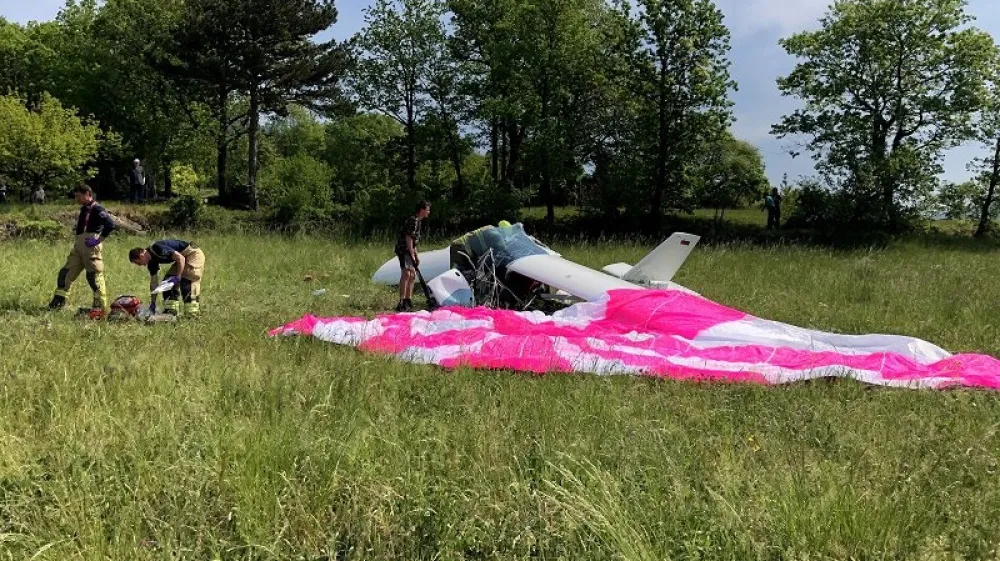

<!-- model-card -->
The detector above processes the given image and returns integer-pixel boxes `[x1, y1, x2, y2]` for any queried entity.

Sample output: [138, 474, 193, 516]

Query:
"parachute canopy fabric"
[270, 288, 1000, 390]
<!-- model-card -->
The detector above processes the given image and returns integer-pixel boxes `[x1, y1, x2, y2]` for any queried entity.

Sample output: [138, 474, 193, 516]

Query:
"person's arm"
[169, 251, 186, 280]
[149, 273, 160, 309]
[407, 234, 418, 266]
[97, 207, 117, 241]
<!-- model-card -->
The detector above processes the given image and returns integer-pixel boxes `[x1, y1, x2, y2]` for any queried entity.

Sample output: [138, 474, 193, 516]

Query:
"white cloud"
[716, 0, 831, 38]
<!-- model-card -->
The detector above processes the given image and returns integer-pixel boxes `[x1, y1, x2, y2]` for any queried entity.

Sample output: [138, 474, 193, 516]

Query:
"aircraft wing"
[507, 254, 640, 302]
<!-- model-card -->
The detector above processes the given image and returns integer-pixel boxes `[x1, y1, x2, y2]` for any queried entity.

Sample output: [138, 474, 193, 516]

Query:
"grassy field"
[2, 227, 1000, 560]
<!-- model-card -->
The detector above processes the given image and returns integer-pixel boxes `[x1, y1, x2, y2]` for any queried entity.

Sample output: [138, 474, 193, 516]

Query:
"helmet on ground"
[110, 295, 142, 319]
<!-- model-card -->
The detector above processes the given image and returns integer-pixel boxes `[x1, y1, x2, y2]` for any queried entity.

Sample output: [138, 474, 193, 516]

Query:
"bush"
[346, 182, 410, 234]
[0, 214, 63, 240]
[17, 219, 63, 240]
[172, 164, 201, 197]
[166, 195, 204, 229]
[259, 154, 334, 228]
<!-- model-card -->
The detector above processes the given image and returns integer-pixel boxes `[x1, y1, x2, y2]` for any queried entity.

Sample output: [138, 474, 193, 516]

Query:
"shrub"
[17, 219, 62, 240]
[166, 195, 203, 229]
[259, 153, 334, 228]
[172, 164, 201, 197]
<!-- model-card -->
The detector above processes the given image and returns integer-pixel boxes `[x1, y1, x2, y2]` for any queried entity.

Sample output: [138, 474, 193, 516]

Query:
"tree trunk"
[650, 55, 669, 225]
[444, 113, 465, 200]
[500, 124, 509, 183]
[507, 120, 523, 184]
[450, 137, 465, 201]
[975, 135, 1000, 238]
[406, 96, 416, 192]
[216, 86, 230, 204]
[490, 119, 499, 182]
[164, 163, 173, 198]
[247, 84, 260, 211]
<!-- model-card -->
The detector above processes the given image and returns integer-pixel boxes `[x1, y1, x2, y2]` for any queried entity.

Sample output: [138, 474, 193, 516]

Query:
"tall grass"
[0, 233, 999, 560]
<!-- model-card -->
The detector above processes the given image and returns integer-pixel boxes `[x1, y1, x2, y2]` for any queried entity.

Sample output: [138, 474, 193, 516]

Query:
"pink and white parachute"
[270, 288, 1000, 390]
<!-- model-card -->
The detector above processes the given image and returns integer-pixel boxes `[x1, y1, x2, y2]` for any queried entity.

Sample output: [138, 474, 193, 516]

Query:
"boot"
[48, 294, 67, 310]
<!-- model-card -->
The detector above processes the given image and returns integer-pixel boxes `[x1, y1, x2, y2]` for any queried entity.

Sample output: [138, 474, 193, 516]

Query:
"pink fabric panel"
[270, 289, 1000, 390]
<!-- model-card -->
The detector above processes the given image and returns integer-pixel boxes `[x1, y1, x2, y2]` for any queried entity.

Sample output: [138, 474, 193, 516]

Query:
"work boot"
[163, 299, 181, 316]
[394, 299, 406, 312]
[184, 300, 201, 318]
[48, 294, 67, 310]
[403, 299, 413, 312]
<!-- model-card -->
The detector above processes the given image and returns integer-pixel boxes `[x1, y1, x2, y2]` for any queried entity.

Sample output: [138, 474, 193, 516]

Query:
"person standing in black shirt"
[48, 184, 117, 315]
[394, 201, 431, 311]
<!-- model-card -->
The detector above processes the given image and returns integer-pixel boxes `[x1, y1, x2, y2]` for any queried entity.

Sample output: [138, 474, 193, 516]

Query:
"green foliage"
[352, 0, 447, 193]
[936, 180, 983, 221]
[695, 135, 770, 217]
[0, 214, 63, 240]
[164, 0, 349, 209]
[167, 195, 204, 229]
[773, 0, 998, 230]
[346, 181, 410, 233]
[259, 153, 335, 227]
[632, 0, 735, 220]
[171, 164, 201, 197]
[265, 105, 327, 160]
[325, 113, 405, 204]
[0, 93, 102, 197]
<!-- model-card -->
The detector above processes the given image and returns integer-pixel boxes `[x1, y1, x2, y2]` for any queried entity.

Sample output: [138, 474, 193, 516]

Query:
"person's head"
[415, 200, 431, 219]
[129, 247, 151, 266]
[134, 158, 141, 167]
[73, 184, 94, 205]
[498, 220, 511, 228]
[771, 187, 779, 196]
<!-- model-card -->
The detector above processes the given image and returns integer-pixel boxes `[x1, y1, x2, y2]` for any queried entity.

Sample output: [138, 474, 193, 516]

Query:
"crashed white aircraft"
[372, 222, 700, 306]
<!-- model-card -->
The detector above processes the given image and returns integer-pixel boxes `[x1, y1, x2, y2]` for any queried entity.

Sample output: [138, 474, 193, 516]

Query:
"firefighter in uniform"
[48, 184, 116, 315]
[128, 239, 205, 316]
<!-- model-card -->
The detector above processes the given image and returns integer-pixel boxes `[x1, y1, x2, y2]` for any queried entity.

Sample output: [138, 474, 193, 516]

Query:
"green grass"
[2, 230, 1000, 560]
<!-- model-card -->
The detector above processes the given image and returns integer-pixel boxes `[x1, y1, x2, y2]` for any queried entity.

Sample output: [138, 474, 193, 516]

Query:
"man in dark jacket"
[48, 184, 117, 315]
[129, 159, 146, 203]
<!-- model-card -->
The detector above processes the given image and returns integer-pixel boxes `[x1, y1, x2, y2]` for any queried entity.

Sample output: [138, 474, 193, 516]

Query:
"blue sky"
[3, 0, 998, 185]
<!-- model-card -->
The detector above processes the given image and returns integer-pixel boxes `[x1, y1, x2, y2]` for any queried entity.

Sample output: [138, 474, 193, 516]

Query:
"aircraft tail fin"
[602, 233, 700, 285]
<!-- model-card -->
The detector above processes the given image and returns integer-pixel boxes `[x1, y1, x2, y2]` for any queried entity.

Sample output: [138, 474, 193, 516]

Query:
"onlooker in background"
[0, 178, 7, 205]
[32, 186, 45, 204]
[765, 187, 782, 230]
[129, 158, 146, 203]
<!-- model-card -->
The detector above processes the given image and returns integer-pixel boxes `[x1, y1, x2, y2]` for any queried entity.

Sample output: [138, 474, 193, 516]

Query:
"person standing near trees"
[129, 158, 146, 203]
[48, 184, 116, 316]
[394, 201, 431, 312]
[765, 187, 782, 230]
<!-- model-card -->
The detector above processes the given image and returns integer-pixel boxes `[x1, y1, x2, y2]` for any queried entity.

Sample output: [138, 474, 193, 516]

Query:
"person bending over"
[129, 239, 206, 317]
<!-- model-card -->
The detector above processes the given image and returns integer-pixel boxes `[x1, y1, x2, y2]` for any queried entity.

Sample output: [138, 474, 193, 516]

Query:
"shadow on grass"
[0, 298, 55, 317]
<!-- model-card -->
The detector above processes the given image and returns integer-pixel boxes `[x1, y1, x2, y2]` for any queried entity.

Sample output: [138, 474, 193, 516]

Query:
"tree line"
[1, 0, 998, 235]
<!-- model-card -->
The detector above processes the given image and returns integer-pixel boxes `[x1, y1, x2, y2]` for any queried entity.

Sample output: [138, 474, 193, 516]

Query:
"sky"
[2, 0, 998, 185]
